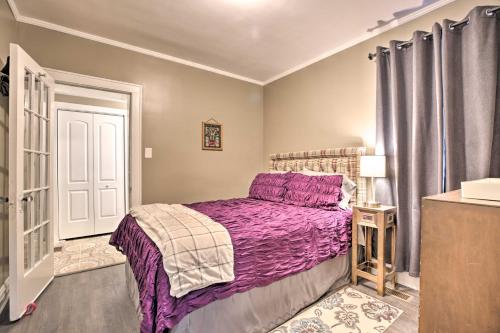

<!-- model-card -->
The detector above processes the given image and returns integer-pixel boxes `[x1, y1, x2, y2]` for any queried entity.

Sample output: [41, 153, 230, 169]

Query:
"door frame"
[55, 103, 128, 240]
[45, 68, 142, 243]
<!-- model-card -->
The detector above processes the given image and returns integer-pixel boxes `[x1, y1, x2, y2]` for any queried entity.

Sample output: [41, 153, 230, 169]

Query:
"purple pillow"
[249, 173, 290, 202]
[284, 173, 343, 209]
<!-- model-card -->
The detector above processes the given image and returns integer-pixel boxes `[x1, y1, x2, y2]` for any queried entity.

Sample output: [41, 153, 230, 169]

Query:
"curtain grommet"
[486, 8, 495, 16]
[449, 18, 470, 31]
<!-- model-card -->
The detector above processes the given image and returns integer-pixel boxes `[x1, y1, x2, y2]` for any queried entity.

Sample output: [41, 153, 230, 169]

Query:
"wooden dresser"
[420, 190, 500, 333]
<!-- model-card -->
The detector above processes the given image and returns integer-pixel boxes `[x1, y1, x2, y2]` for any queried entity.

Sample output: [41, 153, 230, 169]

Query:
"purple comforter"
[110, 198, 352, 333]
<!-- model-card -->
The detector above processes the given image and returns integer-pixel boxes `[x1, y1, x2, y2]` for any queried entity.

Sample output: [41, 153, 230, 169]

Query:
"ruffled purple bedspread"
[110, 198, 352, 333]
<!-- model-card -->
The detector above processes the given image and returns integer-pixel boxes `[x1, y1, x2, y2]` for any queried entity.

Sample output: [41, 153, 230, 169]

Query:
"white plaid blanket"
[130, 204, 235, 298]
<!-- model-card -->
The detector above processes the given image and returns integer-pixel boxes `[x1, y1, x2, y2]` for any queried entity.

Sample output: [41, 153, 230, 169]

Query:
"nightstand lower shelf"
[354, 259, 396, 284]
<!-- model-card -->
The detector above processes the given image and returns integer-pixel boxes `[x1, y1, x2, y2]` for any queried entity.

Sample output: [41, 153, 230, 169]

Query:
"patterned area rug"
[54, 234, 125, 276]
[270, 286, 402, 333]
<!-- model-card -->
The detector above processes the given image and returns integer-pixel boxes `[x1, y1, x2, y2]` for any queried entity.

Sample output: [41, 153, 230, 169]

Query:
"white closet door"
[93, 114, 125, 234]
[58, 111, 94, 239]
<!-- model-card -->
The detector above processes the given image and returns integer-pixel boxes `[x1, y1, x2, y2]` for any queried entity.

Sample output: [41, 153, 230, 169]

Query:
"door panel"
[69, 191, 90, 221]
[58, 111, 93, 239]
[98, 122, 117, 181]
[99, 189, 117, 217]
[93, 114, 125, 234]
[68, 121, 89, 182]
[9, 44, 55, 321]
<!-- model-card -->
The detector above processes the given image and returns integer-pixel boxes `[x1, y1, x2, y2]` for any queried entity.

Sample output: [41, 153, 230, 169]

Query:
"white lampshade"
[360, 155, 386, 178]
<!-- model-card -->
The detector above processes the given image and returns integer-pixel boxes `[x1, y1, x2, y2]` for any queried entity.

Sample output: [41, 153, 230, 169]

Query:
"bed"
[111, 147, 369, 333]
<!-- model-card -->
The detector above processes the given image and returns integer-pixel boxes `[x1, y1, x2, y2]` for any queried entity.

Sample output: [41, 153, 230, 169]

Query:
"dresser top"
[424, 190, 500, 208]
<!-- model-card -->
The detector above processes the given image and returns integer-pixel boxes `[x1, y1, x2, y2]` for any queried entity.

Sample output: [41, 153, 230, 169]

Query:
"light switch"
[145, 147, 153, 159]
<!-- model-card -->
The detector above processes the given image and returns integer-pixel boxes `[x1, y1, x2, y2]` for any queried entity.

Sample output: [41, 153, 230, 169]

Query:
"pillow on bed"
[249, 173, 290, 202]
[302, 168, 356, 209]
[283, 173, 343, 209]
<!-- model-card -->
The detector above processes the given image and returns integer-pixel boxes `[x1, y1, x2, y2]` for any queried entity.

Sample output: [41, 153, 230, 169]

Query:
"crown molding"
[6, 0, 264, 85]
[7, 0, 456, 86]
[6, 0, 19, 20]
[262, 0, 456, 85]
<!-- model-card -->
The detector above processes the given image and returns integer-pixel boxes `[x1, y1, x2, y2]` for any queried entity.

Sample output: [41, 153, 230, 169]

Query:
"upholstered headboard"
[269, 147, 372, 206]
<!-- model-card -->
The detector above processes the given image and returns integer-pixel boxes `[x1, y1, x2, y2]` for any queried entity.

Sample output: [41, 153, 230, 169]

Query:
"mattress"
[125, 253, 350, 333]
[111, 198, 352, 332]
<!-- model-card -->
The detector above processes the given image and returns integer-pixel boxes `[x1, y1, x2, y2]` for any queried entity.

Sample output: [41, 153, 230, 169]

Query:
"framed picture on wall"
[202, 119, 223, 151]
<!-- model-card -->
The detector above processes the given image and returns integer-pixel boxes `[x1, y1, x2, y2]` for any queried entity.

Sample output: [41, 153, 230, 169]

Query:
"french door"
[8, 44, 55, 320]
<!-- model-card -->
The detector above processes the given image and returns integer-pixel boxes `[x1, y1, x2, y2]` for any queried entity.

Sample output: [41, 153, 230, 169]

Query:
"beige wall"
[2, 3, 264, 205]
[263, 0, 497, 160]
[0, 0, 14, 59]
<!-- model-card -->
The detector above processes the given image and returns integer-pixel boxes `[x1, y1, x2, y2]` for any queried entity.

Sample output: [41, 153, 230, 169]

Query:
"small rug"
[269, 286, 402, 333]
[54, 234, 125, 276]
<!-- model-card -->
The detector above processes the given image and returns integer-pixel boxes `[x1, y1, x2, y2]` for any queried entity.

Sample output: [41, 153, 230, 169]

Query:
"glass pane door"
[22, 72, 50, 273]
[9, 43, 55, 321]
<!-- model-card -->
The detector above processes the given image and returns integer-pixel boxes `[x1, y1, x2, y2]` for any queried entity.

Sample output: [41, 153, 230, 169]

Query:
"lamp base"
[364, 201, 381, 208]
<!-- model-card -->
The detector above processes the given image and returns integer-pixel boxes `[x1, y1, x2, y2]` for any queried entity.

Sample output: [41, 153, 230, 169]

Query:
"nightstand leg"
[366, 228, 372, 262]
[352, 248, 358, 285]
[391, 224, 397, 286]
[377, 225, 385, 296]
[352, 211, 358, 285]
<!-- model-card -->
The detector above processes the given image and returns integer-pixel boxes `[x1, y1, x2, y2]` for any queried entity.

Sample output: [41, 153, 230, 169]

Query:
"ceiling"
[9, 0, 448, 84]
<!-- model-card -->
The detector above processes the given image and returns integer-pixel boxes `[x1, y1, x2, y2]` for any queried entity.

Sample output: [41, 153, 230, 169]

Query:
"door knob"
[22, 195, 33, 202]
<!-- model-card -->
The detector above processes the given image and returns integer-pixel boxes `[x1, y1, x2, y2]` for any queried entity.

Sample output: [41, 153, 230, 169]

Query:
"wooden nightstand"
[352, 205, 397, 296]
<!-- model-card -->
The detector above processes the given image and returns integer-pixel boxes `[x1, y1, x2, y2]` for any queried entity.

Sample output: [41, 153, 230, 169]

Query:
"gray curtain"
[376, 27, 443, 277]
[443, 6, 500, 190]
[375, 5, 499, 276]
[375, 46, 395, 206]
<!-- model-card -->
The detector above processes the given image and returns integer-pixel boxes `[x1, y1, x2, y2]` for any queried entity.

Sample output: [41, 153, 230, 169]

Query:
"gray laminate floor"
[0, 264, 140, 333]
[0, 264, 419, 333]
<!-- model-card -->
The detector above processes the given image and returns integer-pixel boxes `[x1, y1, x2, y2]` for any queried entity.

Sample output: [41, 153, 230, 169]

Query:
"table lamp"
[360, 155, 386, 208]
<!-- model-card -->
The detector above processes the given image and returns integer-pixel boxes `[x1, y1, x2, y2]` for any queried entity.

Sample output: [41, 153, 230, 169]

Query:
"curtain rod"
[368, 6, 500, 60]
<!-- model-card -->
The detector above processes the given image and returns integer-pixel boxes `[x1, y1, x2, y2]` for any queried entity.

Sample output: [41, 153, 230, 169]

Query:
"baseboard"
[396, 272, 420, 291]
[0, 278, 9, 314]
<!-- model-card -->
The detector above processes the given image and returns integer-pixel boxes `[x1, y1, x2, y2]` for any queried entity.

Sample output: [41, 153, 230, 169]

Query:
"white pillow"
[301, 167, 357, 210]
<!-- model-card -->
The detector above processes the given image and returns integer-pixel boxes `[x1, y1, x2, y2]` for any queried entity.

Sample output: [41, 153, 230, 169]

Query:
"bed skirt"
[125, 252, 351, 333]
